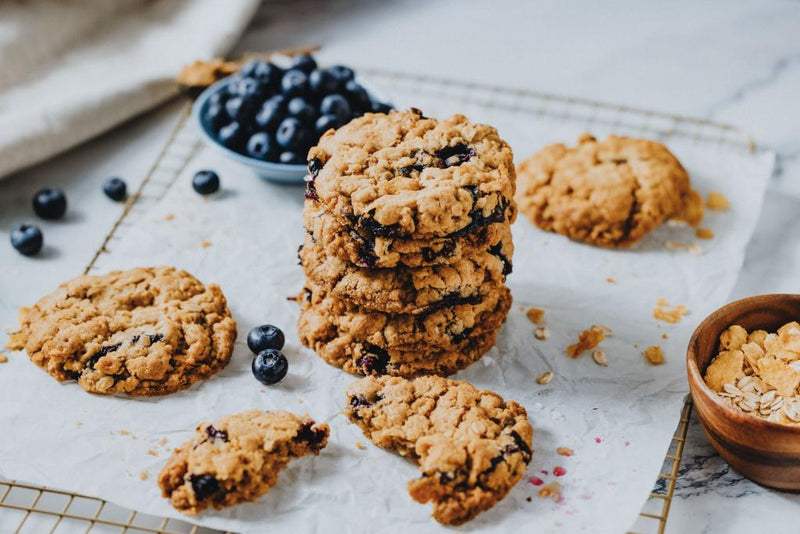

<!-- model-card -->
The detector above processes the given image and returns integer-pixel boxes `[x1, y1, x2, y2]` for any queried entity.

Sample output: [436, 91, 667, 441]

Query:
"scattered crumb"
[201, 240, 212, 248]
[706, 191, 730, 211]
[536, 371, 554, 385]
[606, 277, 616, 284]
[158, 438, 168, 446]
[526, 307, 546, 325]
[165, 214, 174, 221]
[538, 481, 562, 502]
[526, 496, 533, 502]
[553, 466, 567, 477]
[662, 332, 669, 339]
[118, 429, 131, 436]
[556, 447, 574, 457]
[644, 345, 665, 365]
[74, 421, 83, 428]
[696, 227, 714, 239]
[653, 299, 688, 324]
[566, 326, 608, 358]
[592, 349, 608, 367]
[139, 471, 148, 481]
[355, 441, 366, 450]
[0, 354, 7, 363]
[147, 449, 159, 457]
[534, 326, 550, 341]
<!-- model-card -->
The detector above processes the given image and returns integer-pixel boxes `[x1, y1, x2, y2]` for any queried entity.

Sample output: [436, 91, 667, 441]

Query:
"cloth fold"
[0, 0, 261, 181]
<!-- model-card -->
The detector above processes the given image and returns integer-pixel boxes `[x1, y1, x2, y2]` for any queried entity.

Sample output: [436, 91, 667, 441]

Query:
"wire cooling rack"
[0, 64, 760, 534]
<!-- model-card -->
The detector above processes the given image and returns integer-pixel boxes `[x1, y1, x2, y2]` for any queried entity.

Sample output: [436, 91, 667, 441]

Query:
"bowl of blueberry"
[193, 54, 392, 184]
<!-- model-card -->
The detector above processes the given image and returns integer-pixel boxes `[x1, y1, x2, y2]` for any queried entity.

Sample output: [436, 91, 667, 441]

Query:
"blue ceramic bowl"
[192, 75, 389, 184]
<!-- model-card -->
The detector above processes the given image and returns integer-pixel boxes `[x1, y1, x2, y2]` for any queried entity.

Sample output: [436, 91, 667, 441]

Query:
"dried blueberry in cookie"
[10, 224, 43, 256]
[252, 349, 288, 385]
[345, 376, 533, 525]
[247, 325, 285, 353]
[32, 187, 67, 220]
[159, 410, 329, 514]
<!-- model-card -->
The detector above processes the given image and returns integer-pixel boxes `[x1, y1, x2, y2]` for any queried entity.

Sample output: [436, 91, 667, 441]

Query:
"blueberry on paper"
[32, 188, 67, 220]
[192, 170, 220, 195]
[10, 224, 43, 256]
[252, 349, 288, 385]
[247, 325, 285, 353]
[103, 177, 127, 201]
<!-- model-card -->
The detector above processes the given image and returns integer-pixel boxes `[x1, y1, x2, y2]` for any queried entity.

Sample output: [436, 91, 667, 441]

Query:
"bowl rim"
[191, 77, 307, 172]
[687, 292, 800, 434]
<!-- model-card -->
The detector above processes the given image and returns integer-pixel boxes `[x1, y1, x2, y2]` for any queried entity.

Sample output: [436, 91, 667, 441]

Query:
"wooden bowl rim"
[687, 293, 800, 434]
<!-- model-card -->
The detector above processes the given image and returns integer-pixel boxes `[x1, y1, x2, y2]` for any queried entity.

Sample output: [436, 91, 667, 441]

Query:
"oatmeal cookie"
[299, 232, 512, 316]
[299, 282, 511, 352]
[303, 200, 514, 269]
[158, 410, 329, 514]
[515, 133, 703, 248]
[7, 267, 237, 396]
[306, 109, 516, 240]
[297, 298, 506, 377]
[345, 376, 532, 525]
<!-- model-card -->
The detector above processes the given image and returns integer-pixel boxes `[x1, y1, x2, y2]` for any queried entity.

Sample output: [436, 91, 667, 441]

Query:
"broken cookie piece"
[345, 375, 533, 525]
[158, 410, 329, 514]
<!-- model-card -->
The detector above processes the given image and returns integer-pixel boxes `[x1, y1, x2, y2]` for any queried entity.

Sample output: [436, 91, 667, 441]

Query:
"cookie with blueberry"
[298, 301, 504, 378]
[345, 376, 533, 525]
[158, 410, 329, 514]
[303, 200, 515, 269]
[298, 232, 512, 316]
[306, 109, 516, 240]
[515, 133, 704, 248]
[299, 281, 511, 353]
[7, 267, 236, 396]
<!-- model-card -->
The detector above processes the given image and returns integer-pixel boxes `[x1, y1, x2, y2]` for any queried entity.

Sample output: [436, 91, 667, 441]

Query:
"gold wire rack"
[0, 63, 761, 534]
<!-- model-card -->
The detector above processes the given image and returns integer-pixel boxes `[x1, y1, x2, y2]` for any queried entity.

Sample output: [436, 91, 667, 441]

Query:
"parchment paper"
[0, 92, 774, 533]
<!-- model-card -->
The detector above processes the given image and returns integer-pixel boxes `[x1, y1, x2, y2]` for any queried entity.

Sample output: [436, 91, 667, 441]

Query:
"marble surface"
[0, 1, 798, 532]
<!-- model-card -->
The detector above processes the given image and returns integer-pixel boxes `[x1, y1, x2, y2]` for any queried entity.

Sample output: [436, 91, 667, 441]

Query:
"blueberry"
[192, 170, 220, 195]
[275, 117, 309, 150]
[217, 121, 245, 150]
[247, 324, 285, 353]
[103, 177, 127, 201]
[290, 54, 317, 74]
[10, 224, 43, 256]
[371, 101, 393, 114]
[280, 69, 309, 98]
[255, 95, 285, 131]
[204, 102, 227, 131]
[32, 188, 67, 220]
[327, 65, 354, 87]
[225, 96, 257, 122]
[315, 114, 340, 135]
[208, 91, 227, 107]
[227, 76, 262, 98]
[344, 80, 370, 112]
[287, 97, 316, 123]
[190, 474, 220, 499]
[252, 349, 288, 385]
[251, 61, 282, 89]
[279, 151, 303, 164]
[319, 94, 351, 121]
[246, 132, 274, 160]
[309, 69, 338, 94]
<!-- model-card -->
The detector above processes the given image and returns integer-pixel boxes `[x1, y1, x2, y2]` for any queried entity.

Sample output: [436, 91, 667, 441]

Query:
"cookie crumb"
[526, 307, 546, 325]
[706, 191, 730, 211]
[606, 277, 616, 284]
[566, 326, 607, 358]
[556, 447, 574, 457]
[662, 332, 669, 339]
[653, 299, 688, 324]
[0, 354, 7, 364]
[74, 421, 83, 427]
[644, 345, 665, 365]
[696, 227, 714, 239]
[158, 437, 168, 446]
[139, 471, 148, 481]
[536, 371, 554, 385]
[355, 441, 366, 450]
[534, 326, 550, 340]
[526, 496, 532, 502]
[147, 448, 159, 457]
[165, 214, 174, 221]
[538, 481, 562, 502]
[118, 429, 131, 436]
[592, 350, 608, 367]
[201, 240, 212, 248]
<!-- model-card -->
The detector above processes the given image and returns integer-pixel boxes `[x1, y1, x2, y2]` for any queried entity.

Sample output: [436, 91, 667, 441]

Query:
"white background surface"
[0, 1, 799, 532]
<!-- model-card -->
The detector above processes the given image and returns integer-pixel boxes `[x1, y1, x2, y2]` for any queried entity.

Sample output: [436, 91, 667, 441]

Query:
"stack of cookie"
[297, 109, 516, 378]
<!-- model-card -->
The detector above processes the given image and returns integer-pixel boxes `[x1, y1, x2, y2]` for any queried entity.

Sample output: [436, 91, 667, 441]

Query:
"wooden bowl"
[687, 294, 800, 489]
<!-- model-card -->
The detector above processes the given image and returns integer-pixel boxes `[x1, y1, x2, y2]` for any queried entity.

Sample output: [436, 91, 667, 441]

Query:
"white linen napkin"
[0, 0, 260, 181]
